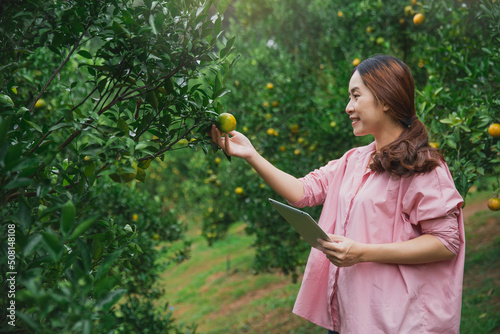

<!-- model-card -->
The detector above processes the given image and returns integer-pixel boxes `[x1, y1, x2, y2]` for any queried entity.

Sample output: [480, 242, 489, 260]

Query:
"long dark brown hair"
[355, 55, 442, 177]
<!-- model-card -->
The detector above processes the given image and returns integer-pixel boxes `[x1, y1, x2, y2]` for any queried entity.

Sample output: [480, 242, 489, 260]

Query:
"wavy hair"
[354, 55, 443, 177]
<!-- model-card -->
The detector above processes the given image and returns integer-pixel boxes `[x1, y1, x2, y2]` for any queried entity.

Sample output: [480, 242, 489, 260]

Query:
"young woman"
[210, 55, 465, 333]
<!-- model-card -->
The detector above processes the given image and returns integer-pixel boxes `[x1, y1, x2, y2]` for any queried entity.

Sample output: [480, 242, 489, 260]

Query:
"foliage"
[0, 0, 234, 331]
[154, 0, 500, 279]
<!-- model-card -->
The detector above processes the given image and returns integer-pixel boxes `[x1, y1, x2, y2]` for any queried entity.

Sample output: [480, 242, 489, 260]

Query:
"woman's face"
[346, 71, 401, 143]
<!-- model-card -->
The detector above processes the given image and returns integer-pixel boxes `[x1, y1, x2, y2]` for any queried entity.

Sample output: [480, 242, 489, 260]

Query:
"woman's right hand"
[210, 125, 257, 161]
[210, 125, 304, 202]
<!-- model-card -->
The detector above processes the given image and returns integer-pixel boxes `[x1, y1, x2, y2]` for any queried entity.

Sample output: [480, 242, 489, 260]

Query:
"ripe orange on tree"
[488, 197, 500, 211]
[352, 58, 361, 66]
[266, 82, 274, 90]
[413, 13, 425, 25]
[488, 123, 500, 137]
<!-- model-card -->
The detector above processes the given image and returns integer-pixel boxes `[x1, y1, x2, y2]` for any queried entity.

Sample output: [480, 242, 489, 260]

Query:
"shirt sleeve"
[288, 159, 339, 208]
[402, 163, 464, 255]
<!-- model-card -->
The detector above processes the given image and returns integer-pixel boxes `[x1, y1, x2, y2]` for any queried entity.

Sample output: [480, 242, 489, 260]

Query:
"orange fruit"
[216, 113, 237, 133]
[267, 128, 275, 136]
[488, 123, 500, 137]
[337, 11, 344, 18]
[272, 101, 279, 107]
[262, 101, 270, 107]
[352, 58, 361, 66]
[266, 82, 274, 90]
[289, 123, 299, 133]
[404, 6, 414, 16]
[235, 187, 244, 195]
[487, 197, 500, 211]
[413, 13, 424, 25]
[35, 98, 47, 108]
[429, 142, 439, 148]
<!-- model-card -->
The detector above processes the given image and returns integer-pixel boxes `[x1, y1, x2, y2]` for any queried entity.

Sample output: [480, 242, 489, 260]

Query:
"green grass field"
[157, 192, 500, 333]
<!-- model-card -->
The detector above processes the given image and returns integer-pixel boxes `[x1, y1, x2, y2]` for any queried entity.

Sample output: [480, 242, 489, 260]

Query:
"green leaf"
[117, 118, 129, 134]
[217, 0, 232, 14]
[4, 177, 31, 190]
[96, 288, 127, 312]
[95, 250, 122, 280]
[135, 167, 146, 183]
[23, 233, 43, 256]
[0, 94, 14, 107]
[127, 242, 143, 254]
[213, 16, 222, 37]
[220, 35, 236, 59]
[84, 162, 95, 178]
[70, 216, 99, 241]
[42, 231, 63, 261]
[77, 50, 92, 59]
[149, 14, 157, 35]
[48, 123, 73, 132]
[61, 200, 76, 238]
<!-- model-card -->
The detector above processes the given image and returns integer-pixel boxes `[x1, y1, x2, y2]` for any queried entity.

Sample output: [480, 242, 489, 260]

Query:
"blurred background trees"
[158, 0, 499, 280]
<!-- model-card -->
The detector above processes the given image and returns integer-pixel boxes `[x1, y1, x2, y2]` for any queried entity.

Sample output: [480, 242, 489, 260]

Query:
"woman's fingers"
[224, 133, 231, 155]
[318, 236, 357, 267]
[210, 125, 233, 156]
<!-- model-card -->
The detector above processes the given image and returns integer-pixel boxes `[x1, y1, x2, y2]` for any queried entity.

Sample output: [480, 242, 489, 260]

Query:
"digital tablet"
[269, 198, 332, 249]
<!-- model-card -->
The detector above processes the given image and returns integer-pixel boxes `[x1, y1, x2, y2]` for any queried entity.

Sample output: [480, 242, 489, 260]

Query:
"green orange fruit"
[216, 113, 237, 133]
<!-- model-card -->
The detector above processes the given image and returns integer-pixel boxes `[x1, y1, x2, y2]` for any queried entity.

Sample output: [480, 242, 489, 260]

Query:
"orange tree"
[153, 0, 499, 281]
[0, 0, 234, 332]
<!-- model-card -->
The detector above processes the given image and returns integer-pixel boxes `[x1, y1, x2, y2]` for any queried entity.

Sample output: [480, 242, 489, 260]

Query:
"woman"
[211, 55, 465, 333]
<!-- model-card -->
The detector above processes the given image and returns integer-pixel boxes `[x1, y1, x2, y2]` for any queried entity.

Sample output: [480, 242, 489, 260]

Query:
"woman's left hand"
[317, 235, 363, 267]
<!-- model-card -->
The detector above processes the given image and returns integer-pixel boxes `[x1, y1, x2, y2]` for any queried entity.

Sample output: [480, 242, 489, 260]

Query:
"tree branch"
[28, 22, 90, 114]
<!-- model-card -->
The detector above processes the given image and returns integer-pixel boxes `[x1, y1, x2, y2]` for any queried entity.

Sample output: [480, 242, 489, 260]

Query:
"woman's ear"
[383, 104, 389, 111]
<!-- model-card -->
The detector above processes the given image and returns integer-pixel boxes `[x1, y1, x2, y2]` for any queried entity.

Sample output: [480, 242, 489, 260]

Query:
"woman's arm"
[211, 126, 304, 203]
[317, 234, 456, 267]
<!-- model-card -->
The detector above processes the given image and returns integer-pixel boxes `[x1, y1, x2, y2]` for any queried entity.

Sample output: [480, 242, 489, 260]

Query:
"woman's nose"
[346, 100, 354, 114]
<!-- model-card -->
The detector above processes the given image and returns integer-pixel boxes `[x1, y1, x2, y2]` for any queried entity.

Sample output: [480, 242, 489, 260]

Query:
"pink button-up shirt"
[290, 142, 465, 333]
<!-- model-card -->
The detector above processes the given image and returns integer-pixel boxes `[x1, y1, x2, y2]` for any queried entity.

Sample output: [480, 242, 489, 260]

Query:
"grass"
[460, 191, 500, 333]
[156, 191, 500, 333]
